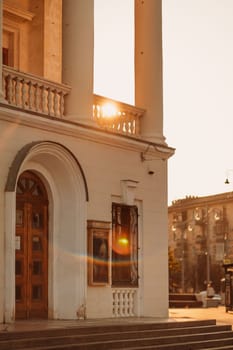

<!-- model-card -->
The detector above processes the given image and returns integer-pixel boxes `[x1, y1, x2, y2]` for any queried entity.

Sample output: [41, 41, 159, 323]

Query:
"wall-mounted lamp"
[140, 146, 153, 162]
[141, 144, 175, 162]
[140, 145, 158, 162]
[140, 145, 156, 175]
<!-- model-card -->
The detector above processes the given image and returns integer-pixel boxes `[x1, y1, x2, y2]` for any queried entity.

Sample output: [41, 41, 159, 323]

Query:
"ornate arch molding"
[5, 141, 89, 201]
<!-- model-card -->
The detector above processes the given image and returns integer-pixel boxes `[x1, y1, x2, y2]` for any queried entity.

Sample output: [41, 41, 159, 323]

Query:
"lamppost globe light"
[171, 225, 176, 232]
[187, 224, 193, 232]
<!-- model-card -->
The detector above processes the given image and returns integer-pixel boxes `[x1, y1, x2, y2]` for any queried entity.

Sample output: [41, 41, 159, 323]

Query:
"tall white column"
[0, 2, 4, 101]
[62, 0, 94, 124]
[135, 0, 166, 144]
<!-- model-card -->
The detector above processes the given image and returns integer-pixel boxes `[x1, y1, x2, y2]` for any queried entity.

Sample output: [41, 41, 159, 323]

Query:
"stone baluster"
[129, 119, 133, 135]
[115, 290, 119, 317]
[131, 114, 135, 134]
[112, 290, 117, 317]
[96, 105, 101, 119]
[119, 290, 124, 317]
[6, 75, 13, 104]
[60, 91, 65, 117]
[41, 86, 46, 113]
[35, 84, 41, 112]
[2, 72, 6, 99]
[92, 104, 96, 120]
[54, 90, 59, 117]
[47, 88, 53, 116]
[112, 121, 116, 132]
[22, 80, 27, 109]
[121, 120, 124, 133]
[129, 290, 134, 316]
[135, 115, 140, 135]
[125, 115, 130, 134]
[124, 291, 129, 316]
[28, 82, 34, 110]
[118, 290, 121, 317]
[15, 77, 21, 106]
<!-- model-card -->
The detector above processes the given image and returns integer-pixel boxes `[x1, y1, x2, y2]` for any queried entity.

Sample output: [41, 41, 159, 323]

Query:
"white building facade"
[0, 0, 174, 322]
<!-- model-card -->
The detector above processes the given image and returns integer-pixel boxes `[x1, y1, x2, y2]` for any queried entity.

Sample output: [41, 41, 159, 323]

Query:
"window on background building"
[3, 27, 19, 68]
[112, 203, 138, 287]
[2, 47, 8, 65]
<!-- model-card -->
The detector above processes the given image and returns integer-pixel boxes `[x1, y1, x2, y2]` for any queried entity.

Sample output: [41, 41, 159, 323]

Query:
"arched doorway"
[5, 141, 88, 322]
[15, 171, 48, 319]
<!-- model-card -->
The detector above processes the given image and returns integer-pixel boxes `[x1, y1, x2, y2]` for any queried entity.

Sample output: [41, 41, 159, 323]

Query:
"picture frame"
[87, 220, 110, 286]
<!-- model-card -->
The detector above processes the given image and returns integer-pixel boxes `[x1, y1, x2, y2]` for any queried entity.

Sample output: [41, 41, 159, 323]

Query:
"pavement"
[169, 305, 233, 328]
[0, 306, 233, 332]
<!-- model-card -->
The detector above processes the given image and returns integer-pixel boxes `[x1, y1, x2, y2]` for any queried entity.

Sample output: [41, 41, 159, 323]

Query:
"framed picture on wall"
[87, 220, 110, 286]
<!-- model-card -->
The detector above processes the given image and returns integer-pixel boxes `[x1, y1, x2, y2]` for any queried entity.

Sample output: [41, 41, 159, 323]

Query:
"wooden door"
[15, 171, 48, 319]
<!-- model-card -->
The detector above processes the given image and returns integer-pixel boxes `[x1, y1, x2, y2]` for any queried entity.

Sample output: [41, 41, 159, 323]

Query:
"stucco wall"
[0, 110, 169, 320]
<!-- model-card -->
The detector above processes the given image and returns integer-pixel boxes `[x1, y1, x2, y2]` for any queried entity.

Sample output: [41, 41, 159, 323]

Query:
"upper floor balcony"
[2, 65, 145, 136]
[93, 94, 144, 136]
[1, 0, 146, 137]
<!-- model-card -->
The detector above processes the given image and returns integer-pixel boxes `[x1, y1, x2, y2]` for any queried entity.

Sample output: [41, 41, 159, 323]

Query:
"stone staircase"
[169, 293, 203, 308]
[0, 319, 233, 349]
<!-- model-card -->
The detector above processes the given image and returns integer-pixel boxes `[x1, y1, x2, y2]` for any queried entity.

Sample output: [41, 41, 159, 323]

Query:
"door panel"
[15, 171, 48, 319]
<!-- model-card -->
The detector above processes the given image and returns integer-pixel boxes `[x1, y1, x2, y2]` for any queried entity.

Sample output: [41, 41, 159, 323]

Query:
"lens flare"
[112, 236, 130, 255]
[118, 237, 128, 245]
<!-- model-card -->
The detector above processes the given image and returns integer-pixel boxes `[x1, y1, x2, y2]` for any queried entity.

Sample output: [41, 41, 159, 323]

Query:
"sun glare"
[101, 103, 118, 118]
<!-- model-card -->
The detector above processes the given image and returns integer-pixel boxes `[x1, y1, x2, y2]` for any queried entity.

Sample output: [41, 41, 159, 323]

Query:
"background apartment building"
[168, 192, 233, 294]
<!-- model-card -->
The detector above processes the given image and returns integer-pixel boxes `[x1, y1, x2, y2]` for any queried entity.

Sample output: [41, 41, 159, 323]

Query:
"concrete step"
[0, 319, 217, 341]
[204, 347, 233, 350]
[120, 337, 233, 350]
[169, 293, 198, 301]
[0, 325, 232, 350]
[116, 337, 233, 350]
[0, 319, 232, 350]
[169, 300, 203, 308]
[169, 293, 203, 308]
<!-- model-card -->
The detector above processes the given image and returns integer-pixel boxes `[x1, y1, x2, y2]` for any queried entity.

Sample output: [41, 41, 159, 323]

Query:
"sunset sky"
[94, 0, 233, 205]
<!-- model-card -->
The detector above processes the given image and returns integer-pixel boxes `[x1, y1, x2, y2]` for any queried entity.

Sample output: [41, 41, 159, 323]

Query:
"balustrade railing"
[1, 67, 144, 136]
[2, 65, 71, 118]
[112, 288, 137, 317]
[93, 94, 144, 136]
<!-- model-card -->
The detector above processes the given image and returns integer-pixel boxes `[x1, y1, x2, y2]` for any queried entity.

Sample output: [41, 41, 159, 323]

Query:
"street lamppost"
[171, 219, 193, 292]
[194, 207, 222, 287]
[224, 169, 233, 185]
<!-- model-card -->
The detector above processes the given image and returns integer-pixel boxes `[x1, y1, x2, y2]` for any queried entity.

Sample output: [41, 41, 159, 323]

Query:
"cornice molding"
[0, 105, 175, 160]
[3, 3, 35, 22]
